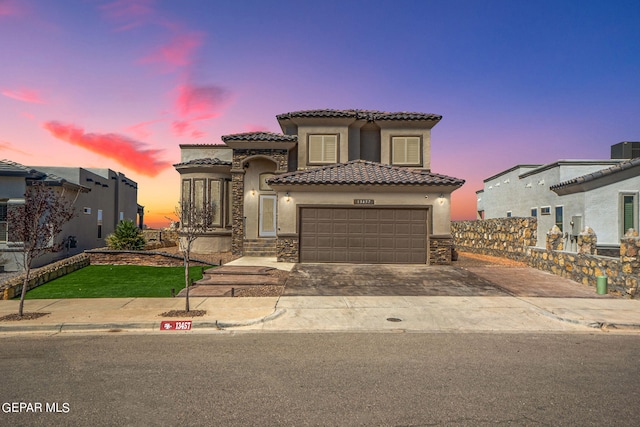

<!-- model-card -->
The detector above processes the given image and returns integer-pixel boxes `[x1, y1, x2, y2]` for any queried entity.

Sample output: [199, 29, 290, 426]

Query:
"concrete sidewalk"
[1, 295, 639, 334]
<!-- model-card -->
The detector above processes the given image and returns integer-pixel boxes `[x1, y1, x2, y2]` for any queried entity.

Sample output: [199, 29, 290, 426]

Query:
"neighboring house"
[476, 143, 640, 253]
[174, 109, 465, 264]
[0, 160, 142, 272]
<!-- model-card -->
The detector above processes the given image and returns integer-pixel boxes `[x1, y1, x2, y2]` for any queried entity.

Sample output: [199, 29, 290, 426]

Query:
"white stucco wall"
[479, 160, 633, 249]
[583, 176, 640, 245]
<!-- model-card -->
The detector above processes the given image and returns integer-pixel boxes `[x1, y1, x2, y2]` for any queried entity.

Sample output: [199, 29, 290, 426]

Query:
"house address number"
[353, 199, 374, 205]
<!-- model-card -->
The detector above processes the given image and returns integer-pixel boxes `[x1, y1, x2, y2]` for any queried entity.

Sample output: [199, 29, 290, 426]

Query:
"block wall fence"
[452, 218, 640, 296]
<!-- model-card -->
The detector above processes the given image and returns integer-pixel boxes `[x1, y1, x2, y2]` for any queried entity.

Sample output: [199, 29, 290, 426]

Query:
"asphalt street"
[1, 333, 639, 426]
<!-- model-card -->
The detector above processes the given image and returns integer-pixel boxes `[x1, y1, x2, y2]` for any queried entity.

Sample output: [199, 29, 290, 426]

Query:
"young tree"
[106, 219, 146, 250]
[175, 198, 213, 312]
[7, 182, 76, 317]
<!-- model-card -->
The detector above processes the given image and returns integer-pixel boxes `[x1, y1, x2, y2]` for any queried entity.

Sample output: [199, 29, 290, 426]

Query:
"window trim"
[391, 135, 423, 166]
[540, 206, 551, 215]
[307, 134, 339, 165]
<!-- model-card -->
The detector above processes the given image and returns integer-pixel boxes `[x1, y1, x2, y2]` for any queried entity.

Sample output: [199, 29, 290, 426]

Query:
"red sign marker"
[160, 320, 192, 331]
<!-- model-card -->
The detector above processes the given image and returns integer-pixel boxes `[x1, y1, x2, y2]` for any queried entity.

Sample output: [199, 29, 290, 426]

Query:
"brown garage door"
[299, 207, 428, 264]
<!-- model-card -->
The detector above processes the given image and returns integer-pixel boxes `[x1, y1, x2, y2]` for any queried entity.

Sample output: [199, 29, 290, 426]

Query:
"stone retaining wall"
[1, 253, 90, 300]
[142, 229, 179, 250]
[86, 250, 213, 267]
[451, 217, 537, 261]
[452, 218, 640, 296]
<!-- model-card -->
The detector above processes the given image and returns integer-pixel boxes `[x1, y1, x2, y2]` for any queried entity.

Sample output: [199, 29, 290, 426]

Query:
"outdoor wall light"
[251, 189, 256, 196]
[438, 193, 445, 205]
[285, 192, 290, 202]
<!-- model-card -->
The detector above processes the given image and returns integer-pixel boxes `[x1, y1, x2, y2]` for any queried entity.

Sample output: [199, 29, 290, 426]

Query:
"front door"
[259, 195, 277, 237]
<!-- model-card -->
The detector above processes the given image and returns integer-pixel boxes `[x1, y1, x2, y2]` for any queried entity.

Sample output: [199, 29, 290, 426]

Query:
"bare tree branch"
[7, 182, 76, 317]
[175, 199, 212, 312]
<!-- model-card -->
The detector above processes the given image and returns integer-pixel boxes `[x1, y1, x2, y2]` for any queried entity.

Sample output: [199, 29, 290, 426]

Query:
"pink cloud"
[42, 121, 171, 177]
[99, 0, 155, 31]
[141, 31, 204, 71]
[2, 87, 45, 104]
[126, 118, 165, 139]
[171, 120, 190, 137]
[175, 83, 230, 118]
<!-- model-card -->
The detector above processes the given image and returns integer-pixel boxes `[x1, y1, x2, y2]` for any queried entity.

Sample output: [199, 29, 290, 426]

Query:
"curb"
[528, 305, 640, 330]
[0, 309, 286, 333]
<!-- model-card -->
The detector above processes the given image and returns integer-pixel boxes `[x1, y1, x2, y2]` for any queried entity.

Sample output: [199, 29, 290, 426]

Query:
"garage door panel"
[349, 237, 364, 248]
[317, 209, 337, 220]
[395, 224, 411, 234]
[364, 223, 380, 234]
[379, 223, 395, 234]
[349, 210, 364, 220]
[348, 223, 363, 233]
[364, 210, 380, 220]
[364, 237, 379, 247]
[333, 223, 348, 234]
[378, 237, 394, 249]
[300, 207, 427, 264]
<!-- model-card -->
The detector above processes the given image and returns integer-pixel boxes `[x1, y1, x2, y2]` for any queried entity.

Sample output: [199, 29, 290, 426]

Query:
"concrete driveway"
[283, 255, 609, 298]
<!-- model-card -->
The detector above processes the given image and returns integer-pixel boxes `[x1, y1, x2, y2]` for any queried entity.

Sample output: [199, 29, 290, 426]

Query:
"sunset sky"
[1, 0, 639, 228]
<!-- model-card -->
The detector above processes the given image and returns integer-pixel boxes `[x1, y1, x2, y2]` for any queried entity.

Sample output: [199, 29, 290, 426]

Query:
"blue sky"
[1, 0, 638, 226]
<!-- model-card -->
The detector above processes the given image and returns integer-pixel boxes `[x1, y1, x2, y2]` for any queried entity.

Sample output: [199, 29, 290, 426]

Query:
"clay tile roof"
[221, 132, 297, 142]
[276, 109, 442, 122]
[268, 160, 464, 186]
[550, 157, 640, 190]
[173, 158, 231, 167]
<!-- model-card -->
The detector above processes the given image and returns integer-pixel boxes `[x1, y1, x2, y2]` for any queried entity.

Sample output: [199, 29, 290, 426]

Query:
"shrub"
[106, 220, 146, 250]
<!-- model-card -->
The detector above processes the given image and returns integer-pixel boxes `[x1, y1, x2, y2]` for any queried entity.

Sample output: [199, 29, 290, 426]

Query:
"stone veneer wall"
[277, 235, 299, 262]
[451, 217, 537, 261]
[142, 229, 179, 250]
[231, 148, 289, 255]
[231, 172, 245, 255]
[1, 253, 90, 300]
[87, 250, 213, 267]
[429, 235, 453, 265]
[452, 218, 640, 296]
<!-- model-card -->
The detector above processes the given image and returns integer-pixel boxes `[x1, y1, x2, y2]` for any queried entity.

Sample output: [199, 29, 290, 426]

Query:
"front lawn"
[24, 265, 205, 299]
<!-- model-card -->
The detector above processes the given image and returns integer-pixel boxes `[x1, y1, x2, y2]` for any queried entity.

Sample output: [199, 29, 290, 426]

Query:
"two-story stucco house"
[0, 160, 142, 272]
[174, 109, 465, 264]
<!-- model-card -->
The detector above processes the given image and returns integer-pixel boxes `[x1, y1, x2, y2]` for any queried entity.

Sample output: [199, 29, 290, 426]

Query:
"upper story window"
[308, 134, 338, 164]
[392, 136, 421, 166]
